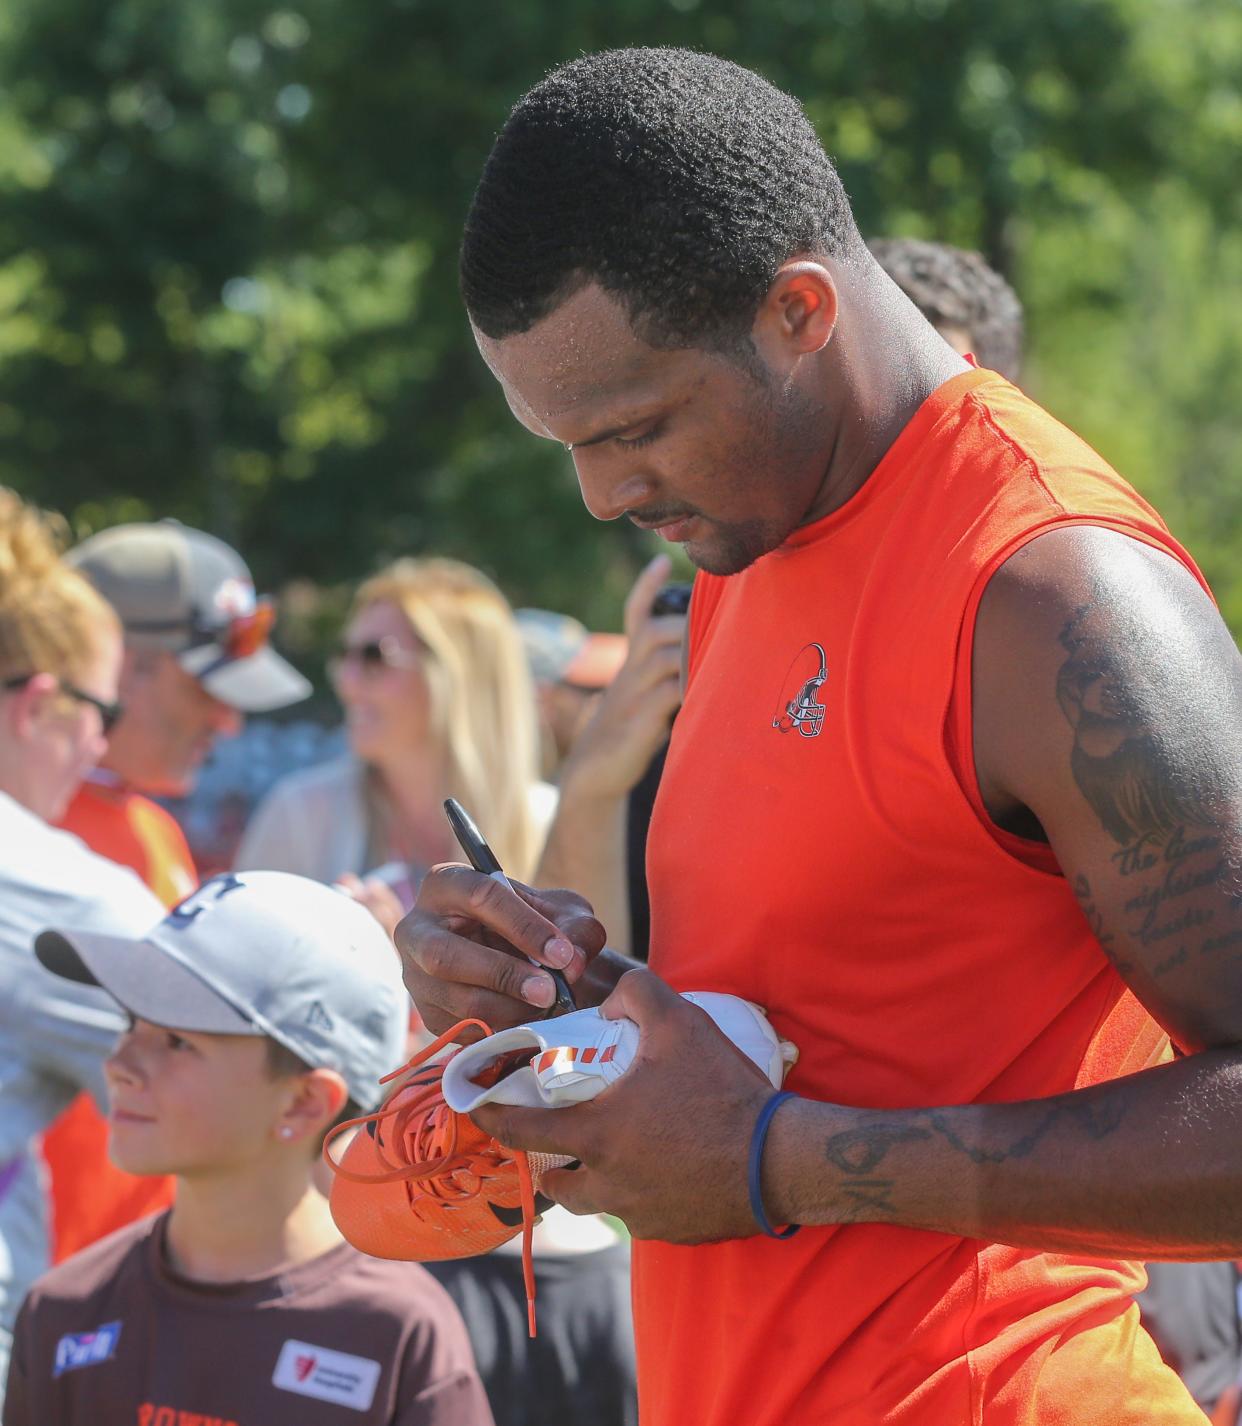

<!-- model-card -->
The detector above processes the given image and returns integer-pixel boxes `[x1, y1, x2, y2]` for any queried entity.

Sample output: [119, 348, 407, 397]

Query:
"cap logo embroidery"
[168, 873, 246, 926]
[305, 1000, 334, 1033]
[213, 576, 257, 619]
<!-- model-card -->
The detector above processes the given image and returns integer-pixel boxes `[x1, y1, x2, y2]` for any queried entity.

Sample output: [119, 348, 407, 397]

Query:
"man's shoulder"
[958, 375, 1132, 494]
[22, 1215, 156, 1317]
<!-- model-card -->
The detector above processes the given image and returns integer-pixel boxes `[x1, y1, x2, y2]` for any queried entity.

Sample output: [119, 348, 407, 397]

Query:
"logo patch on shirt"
[771, 641, 828, 738]
[272, 1339, 381, 1412]
[53, 1321, 122, 1377]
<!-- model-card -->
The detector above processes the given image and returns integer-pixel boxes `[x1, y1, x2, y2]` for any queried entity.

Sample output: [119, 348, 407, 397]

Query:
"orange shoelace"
[324, 1019, 541, 1334]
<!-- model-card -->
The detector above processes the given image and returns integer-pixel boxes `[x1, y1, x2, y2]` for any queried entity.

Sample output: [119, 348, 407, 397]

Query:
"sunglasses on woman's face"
[63, 683, 125, 735]
[2, 674, 124, 735]
[328, 638, 422, 677]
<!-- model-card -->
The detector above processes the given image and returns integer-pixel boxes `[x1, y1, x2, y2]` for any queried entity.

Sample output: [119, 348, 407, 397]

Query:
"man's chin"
[684, 524, 774, 577]
[151, 760, 203, 799]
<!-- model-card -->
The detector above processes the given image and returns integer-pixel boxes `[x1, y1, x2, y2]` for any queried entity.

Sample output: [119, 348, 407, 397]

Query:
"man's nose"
[572, 453, 655, 524]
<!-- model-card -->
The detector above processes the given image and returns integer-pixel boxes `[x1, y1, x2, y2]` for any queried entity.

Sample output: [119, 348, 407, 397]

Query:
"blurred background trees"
[1, 0, 1240, 669]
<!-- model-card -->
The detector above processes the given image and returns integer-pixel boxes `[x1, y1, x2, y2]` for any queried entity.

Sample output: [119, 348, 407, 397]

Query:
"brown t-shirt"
[2, 1213, 494, 1426]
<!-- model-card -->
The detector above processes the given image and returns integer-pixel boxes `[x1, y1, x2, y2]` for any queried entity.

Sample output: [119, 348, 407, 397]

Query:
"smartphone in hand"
[651, 582, 692, 617]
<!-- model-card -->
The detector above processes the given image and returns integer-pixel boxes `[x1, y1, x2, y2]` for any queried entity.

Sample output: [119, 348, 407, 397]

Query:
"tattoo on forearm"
[927, 1097, 1124, 1164]
[840, 1180, 899, 1221]
[823, 1096, 1125, 1220]
[824, 1124, 932, 1176]
[823, 1125, 931, 1223]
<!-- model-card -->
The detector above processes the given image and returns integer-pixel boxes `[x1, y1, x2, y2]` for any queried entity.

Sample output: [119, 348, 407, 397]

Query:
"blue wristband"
[747, 1090, 801, 1240]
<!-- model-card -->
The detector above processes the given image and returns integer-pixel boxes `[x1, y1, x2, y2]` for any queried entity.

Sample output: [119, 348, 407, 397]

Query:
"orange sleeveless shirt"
[637, 369, 1206, 1425]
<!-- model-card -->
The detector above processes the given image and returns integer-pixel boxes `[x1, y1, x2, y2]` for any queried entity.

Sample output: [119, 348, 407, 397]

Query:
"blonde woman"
[235, 557, 552, 901]
[238, 559, 637, 1426]
[0, 490, 164, 1392]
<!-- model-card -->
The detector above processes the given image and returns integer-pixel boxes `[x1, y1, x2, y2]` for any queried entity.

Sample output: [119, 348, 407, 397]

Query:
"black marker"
[444, 798, 576, 1016]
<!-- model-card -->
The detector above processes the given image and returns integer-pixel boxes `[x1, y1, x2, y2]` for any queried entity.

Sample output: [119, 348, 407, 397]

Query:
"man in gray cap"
[60, 520, 309, 901]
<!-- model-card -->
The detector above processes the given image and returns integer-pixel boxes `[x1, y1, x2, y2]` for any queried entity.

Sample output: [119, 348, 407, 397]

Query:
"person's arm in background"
[535, 556, 684, 954]
[18, 882, 160, 1118]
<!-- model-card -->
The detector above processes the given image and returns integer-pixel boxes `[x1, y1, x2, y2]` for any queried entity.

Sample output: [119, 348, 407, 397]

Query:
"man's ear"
[116, 646, 141, 699]
[5, 673, 59, 740]
[753, 260, 839, 359]
[120, 646, 163, 697]
[277, 1068, 349, 1147]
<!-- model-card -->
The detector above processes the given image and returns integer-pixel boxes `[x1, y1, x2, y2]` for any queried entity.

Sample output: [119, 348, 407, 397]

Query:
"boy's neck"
[164, 1159, 342, 1285]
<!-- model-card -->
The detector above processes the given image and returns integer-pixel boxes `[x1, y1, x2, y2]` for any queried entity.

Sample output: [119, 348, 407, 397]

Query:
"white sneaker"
[442, 991, 798, 1114]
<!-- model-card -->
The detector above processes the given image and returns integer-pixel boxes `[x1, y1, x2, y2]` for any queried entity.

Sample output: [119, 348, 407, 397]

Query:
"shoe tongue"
[471, 1047, 537, 1089]
[442, 1025, 550, 1113]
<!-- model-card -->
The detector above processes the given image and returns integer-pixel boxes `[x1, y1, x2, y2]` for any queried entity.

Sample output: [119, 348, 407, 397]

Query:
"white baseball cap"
[37, 871, 407, 1109]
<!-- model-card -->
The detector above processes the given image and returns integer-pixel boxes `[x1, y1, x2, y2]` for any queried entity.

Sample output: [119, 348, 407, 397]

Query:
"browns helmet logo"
[771, 642, 827, 738]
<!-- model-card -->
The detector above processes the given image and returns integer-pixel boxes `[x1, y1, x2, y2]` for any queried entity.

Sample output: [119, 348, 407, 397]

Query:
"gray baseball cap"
[36, 871, 407, 1109]
[69, 521, 310, 713]
[516, 608, 627, 689]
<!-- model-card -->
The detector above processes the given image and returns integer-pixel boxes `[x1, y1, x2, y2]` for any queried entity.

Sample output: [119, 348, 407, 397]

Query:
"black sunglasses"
[2, 674, 125, 735]
[328, 638, 421, 674]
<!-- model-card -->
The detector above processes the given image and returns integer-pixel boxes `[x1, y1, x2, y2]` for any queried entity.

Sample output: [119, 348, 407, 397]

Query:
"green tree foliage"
[0, 0, 1239, 644]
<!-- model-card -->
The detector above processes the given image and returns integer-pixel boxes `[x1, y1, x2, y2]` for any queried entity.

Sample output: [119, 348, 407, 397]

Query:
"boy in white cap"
[46, 520, 312, 1271]
[3, 872, 492, 1426]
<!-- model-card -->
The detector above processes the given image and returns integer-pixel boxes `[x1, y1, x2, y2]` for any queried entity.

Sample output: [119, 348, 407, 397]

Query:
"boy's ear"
[278, 1068, 348, 1147]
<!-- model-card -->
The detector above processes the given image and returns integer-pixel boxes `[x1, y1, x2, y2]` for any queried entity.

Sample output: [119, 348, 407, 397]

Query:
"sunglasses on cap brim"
[129, 596, 276, 666]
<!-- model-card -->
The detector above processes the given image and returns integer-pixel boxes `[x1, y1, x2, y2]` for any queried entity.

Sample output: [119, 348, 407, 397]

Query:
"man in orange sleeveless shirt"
[399, 49, 1242, 1425]
[48, 522, 310, 1262]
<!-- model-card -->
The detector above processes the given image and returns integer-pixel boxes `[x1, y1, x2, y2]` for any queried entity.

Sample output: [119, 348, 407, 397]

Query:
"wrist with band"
[747, 1089, 801, 1240]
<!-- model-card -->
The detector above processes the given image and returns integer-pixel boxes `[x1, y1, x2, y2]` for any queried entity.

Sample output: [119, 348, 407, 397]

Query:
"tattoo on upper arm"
[1057, 601, 1242, 984]
[1057, 604, 1211, 845]
[1073, 875, 1133, 974]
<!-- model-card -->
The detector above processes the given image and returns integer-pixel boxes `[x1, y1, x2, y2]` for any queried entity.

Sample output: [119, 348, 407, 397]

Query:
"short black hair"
[868, 237, 1025, 382]
[461, 47, 863, 352]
